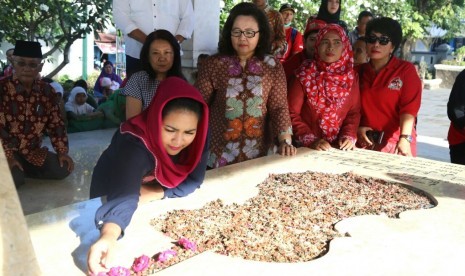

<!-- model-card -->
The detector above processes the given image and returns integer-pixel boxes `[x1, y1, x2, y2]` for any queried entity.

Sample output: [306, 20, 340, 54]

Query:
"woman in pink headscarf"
[288, 24, 360, 151]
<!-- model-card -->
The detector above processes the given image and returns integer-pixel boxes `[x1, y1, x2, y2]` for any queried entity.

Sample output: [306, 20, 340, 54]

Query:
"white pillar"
[182, 0, 220, 71]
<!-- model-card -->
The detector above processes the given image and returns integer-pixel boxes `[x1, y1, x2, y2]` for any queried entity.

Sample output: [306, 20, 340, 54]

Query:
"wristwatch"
[399, 134, 413, 143]
[280, 138, 292, 146]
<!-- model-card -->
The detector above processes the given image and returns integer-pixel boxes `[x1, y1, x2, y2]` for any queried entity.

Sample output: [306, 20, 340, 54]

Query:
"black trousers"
[125, 55, 142, 80]
[10, 151, 71, 187]
[450, 142, 465, 165]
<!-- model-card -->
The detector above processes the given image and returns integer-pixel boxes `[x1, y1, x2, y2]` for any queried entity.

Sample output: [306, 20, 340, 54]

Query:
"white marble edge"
[26, 147, 465, 275]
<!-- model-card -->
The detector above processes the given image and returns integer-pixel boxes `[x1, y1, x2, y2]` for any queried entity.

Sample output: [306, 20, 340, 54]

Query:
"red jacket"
[281, 27, 304, 63]
[283, 51, 309, 86]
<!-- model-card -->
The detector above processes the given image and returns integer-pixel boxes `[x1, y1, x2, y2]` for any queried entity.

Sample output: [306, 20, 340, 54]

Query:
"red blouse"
[356, 57, 422, 154]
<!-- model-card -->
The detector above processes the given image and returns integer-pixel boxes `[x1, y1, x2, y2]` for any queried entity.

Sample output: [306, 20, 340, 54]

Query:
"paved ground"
[416, 88, 451, 162]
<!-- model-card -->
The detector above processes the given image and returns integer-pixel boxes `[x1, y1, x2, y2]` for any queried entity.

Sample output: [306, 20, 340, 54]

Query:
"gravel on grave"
[151, 171, 435, 266]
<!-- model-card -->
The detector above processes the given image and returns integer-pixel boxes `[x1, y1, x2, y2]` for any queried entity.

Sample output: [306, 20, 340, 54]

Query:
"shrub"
[456, 46, 465, 62]
[86, 71, 100, 94]
[441, 60, 465, 66]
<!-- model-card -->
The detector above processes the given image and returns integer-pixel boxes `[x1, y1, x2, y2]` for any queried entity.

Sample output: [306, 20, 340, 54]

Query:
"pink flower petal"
[157, 249, 177, 263]
[107, 266, 130, 276]
[131, 254, 151, 272]
[178, 238, 197, 252]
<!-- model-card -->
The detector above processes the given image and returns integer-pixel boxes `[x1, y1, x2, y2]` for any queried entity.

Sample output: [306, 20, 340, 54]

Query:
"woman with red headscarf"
[288, 24, 360, 151]
[87, 77, 209, 274]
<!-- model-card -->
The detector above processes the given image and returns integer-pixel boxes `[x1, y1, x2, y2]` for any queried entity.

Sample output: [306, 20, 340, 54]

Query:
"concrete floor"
[17, 88, 454, 215]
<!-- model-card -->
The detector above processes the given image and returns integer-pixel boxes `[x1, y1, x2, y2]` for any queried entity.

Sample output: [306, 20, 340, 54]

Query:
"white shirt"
[113, 0, 194, 58]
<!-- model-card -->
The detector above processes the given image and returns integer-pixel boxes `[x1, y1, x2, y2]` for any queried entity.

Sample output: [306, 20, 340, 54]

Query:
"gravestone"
[0, 145, 41, 275]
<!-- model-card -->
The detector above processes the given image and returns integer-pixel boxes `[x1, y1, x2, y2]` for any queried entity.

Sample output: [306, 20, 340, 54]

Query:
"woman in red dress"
[356, 17, 422, 156]
[288, 24, 360, 151]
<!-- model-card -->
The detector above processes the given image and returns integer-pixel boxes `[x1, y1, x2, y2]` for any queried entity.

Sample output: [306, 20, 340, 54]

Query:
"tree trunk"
[44, 41, 72, 79]
[399, 38, 415, 61]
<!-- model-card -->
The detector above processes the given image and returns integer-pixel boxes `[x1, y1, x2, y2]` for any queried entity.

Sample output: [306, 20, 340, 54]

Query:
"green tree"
[219, 0, 319, 33]
[343, 0, 464, 57]
[220, 0, 463, 59]
[0, 0, 112, 78]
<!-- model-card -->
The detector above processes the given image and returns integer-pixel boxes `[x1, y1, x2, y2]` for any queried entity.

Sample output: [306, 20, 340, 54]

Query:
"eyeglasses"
[14, 60, 42, 69]
[231, 30, 260, 38]
[365, 35, 391, 46]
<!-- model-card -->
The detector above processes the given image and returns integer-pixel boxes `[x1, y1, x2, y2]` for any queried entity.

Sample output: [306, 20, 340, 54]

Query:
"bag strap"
[291, 28, 297, 44]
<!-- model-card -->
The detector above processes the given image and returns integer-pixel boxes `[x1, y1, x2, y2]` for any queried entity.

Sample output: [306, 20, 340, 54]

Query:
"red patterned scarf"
[296, 24, 354, 142]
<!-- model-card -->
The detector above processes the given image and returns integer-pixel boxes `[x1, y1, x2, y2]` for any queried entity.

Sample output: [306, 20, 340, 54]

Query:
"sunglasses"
[365, 35, 391, 46]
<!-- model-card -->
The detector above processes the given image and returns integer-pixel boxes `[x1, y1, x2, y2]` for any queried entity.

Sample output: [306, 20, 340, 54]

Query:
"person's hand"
[278, 141, 297, 156]
[175, 35, 185, 44]
[311, 139, 332, 151]
[7, 157, 23, 171]
[357, 126, 373, 147]
[87, 224, 120, 275]
[338, 138, 355, 151]
[139, 183, 164, 203]
[58, 153, 74, 172]
[395, 138, 412, 156]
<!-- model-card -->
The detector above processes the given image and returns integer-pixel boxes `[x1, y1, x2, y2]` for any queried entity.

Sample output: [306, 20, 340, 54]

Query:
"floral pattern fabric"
[264, 6, 287, 59]
[0, 76, 69, 166]
[195, 55, 292, 168]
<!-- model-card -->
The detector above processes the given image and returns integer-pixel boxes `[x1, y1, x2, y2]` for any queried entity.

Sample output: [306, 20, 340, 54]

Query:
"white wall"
[42, 34, 95, 79]
[0, 35, 95, 80]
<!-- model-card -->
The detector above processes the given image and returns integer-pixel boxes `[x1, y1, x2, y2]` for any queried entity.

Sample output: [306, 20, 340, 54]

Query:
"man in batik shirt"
[0, 40, 74, 187]
[252, 0, 287, 59]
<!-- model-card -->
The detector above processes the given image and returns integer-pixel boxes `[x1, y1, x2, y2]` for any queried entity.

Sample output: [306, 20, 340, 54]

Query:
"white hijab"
[65, 87, 94, 115]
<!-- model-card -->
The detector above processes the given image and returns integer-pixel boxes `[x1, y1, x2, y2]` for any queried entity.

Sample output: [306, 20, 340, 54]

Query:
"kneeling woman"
[87, 77, 209, 274]
[288, 24, 360, 150]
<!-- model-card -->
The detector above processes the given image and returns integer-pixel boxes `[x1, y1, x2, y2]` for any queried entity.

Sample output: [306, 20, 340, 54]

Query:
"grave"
[21, 147, 465, 275]
[0, 145, 40, 275]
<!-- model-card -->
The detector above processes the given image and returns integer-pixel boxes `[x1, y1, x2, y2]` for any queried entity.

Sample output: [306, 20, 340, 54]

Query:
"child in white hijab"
[65, 87, 104, 132]
[65, 87, 95, 116]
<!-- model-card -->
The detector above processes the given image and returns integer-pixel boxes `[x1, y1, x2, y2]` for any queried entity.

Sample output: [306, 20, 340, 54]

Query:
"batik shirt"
[0, 76, 69, 166]
[195, 55, 292, 168]
[264, 6, 287, 59]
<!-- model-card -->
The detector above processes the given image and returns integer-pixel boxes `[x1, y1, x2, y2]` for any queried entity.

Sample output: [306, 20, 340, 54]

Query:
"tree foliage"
[219, 0, 464, 57]
[0, 0, 112, 78]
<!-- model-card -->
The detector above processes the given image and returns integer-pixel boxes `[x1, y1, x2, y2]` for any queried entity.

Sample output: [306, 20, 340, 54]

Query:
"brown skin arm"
[128, 29, 147, 44]
[277, 134, 297, 156]
[125, 96, 143, 120]
[58, 153, 74, 172]
[395, 113, 415, 156]
[87, 223, 121, 275]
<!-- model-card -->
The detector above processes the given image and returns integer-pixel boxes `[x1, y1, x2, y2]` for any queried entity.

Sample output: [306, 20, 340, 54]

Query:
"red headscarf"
[296, 24, 354, 142]
[120, 77, 209, 188]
